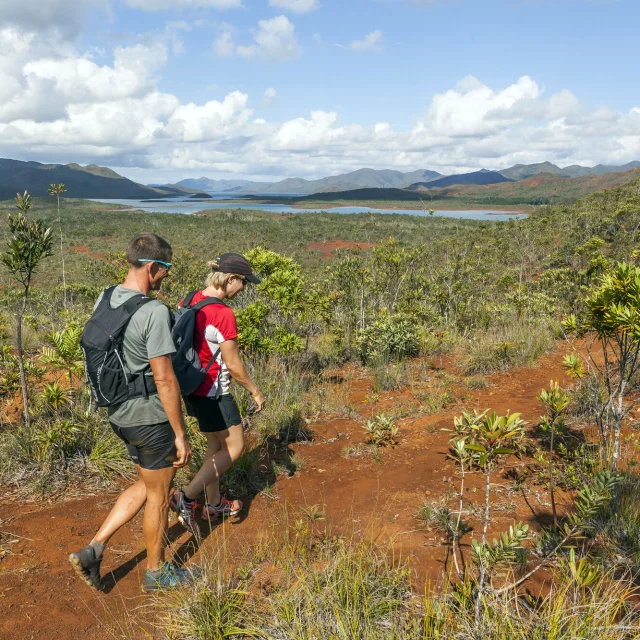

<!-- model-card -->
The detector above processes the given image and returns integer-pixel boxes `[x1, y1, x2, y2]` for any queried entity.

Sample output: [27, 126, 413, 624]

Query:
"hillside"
[434, 166, 640, 204]
[0, 158, 166, 200]
[499, 160, 640, 181]
[284, 166, 640, 206]
[409, 169, 511, 190]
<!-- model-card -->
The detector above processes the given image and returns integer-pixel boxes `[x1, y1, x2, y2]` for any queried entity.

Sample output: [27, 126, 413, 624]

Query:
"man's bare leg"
[139, 465, 176, 571]
[93, 475, 147, 545]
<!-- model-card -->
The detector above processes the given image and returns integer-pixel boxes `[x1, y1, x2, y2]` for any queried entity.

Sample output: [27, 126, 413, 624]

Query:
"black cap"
[216, 252, 261, 284]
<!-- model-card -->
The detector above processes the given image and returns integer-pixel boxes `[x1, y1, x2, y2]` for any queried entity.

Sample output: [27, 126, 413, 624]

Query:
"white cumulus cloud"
[349, 30, 384, 52]
[268, 0, 319, 13]
[0, 26, 638, 184]
[236, 16, 300, 63]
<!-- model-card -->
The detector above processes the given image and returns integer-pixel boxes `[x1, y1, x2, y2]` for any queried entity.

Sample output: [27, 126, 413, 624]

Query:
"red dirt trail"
[0, 348, 574, 639]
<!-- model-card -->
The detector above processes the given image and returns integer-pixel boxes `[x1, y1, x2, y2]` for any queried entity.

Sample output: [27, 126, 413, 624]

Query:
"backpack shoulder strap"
[182, 290, 199, 309]
[121, 292, 154, 316]
[190, 296, 225, 312]
[100, 285, 118, 306]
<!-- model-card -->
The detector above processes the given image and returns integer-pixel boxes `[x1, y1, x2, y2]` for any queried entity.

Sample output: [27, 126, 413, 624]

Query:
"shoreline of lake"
[91, 197, 527, 221]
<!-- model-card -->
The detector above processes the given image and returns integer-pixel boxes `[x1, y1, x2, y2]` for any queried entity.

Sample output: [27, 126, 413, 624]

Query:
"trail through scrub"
[0, 347, 577, 639]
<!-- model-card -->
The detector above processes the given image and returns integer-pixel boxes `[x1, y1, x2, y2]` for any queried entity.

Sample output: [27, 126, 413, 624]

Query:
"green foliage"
[471, 522, 530, 572]
[564, 261, 640, 469]
[458, 410, 526, 468]
[563, 353, 585, 378]
[363, 413, 400, 447]
[40, 324, 84, 382]
[41, 381, 70, 411]
[1, 193, 54, 287]
[235, 247, 329, 358]
[357, 312, 420, 364]
[558, 548, 601, 588]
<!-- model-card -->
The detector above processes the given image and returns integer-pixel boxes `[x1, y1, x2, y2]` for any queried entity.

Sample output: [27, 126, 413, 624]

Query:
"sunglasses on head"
[138, 259, 172, 272]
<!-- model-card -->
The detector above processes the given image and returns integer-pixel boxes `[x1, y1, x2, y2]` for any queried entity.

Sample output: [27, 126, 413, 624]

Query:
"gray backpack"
[171, 291, 225, 396]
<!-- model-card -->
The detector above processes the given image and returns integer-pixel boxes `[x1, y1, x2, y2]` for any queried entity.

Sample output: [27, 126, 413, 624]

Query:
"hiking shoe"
[142, 562, 199, 593]
[170, 490, 199, 534]
[202, 496, 243, 520]
[69, 545, 104, 591]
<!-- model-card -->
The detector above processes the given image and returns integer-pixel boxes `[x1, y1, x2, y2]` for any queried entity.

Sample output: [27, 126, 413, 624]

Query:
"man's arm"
[219, 339, 265, 412]
[149, 355, 191, 467]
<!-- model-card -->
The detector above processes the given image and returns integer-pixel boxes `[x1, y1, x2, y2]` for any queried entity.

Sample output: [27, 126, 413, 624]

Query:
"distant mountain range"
[0, 158, 185, 200]
[172, 162, 640, 196]
[1, 157, 639, 202]
[499, 161, 640, 181]
[175, 168, 443, 195]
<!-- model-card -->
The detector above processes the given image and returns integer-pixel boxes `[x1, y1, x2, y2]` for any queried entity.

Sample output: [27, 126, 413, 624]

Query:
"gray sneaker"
[142, 562, 199, 592]
[69, 545, 104, 591]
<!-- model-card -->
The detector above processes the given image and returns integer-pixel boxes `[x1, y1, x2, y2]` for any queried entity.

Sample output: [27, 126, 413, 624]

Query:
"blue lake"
[92, 195, 526, 221]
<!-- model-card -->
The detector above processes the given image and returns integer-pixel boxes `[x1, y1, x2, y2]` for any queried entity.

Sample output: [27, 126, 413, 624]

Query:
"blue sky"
[1, 0, 638, 183]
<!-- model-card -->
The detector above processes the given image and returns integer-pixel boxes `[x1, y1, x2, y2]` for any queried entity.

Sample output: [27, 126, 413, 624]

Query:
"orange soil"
[70, 245, 106, 260]
[0, 347, 580, 638]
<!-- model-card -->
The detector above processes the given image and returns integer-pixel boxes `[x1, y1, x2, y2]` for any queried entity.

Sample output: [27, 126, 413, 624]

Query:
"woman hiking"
[171, 253, 265, 531]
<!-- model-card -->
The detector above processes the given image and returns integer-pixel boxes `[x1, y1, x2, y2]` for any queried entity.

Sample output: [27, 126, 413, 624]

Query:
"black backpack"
[81, 286, 157, 407]
[171, 291, 226, 396]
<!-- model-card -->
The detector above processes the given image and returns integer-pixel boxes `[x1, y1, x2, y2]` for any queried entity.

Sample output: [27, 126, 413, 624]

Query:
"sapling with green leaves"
[48, 183, 67, 308]
[448, 434, 472, 579]
[537, 380, 570, 528]
[563, 262, 640, 470]
[455, 410, 527, 619]
[1, 192, 54, 428]
[40, 324, 83, 408]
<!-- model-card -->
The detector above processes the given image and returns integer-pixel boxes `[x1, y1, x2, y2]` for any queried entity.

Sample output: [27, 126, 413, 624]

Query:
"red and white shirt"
[183, 291, 238, 397]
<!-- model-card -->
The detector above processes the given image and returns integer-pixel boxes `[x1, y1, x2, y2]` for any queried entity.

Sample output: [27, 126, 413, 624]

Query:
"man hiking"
[69, 233, 195, 593]
[171, 253, 265, 531]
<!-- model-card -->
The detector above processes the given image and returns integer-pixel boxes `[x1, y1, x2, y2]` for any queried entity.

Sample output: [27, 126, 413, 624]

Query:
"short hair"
[126, 233, 172, 267]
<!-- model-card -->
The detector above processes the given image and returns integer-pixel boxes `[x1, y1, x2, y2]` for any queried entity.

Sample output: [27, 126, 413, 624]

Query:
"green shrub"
[357, 312, 420, 364]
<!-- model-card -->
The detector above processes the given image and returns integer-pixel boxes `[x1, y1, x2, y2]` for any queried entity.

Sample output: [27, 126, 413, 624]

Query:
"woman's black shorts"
[184, 394, 243, 433]
[110, 421, 177, 470]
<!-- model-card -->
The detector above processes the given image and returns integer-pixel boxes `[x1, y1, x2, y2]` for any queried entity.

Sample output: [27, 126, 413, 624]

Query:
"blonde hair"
[205, 260, 243, 290]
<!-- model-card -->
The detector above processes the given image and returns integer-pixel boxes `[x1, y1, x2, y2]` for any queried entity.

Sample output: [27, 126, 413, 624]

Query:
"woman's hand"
[251, 391, 265, 413]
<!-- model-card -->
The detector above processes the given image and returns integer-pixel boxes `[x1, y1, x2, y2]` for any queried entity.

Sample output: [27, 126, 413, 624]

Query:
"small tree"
[48, 183, 67, 308]
[564, 262, 640, 470]
[537, 380, 570, 528]
[1, 192, 54, 427]
[455, 410, 527, 620]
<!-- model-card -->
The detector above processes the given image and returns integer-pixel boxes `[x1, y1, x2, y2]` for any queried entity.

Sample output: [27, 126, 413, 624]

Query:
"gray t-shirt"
[95, 285, 176, 428]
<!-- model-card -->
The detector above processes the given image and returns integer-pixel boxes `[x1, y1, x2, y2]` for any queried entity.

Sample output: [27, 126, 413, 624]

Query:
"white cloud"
[0, 0, 110, 39]
[213, 25, 235, 57]
[1, 27, 638, 183]
[124, 0, 242, 10]
[349, 30, 384, 52]
[268, 0, 319, 13]
[261, 87, 277, 106]
[236, 16, 300, 63]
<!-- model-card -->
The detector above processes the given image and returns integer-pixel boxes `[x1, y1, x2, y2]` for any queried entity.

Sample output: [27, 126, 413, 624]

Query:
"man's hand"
[173, 434, 192, 468]
[252, 391, 265, 413]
